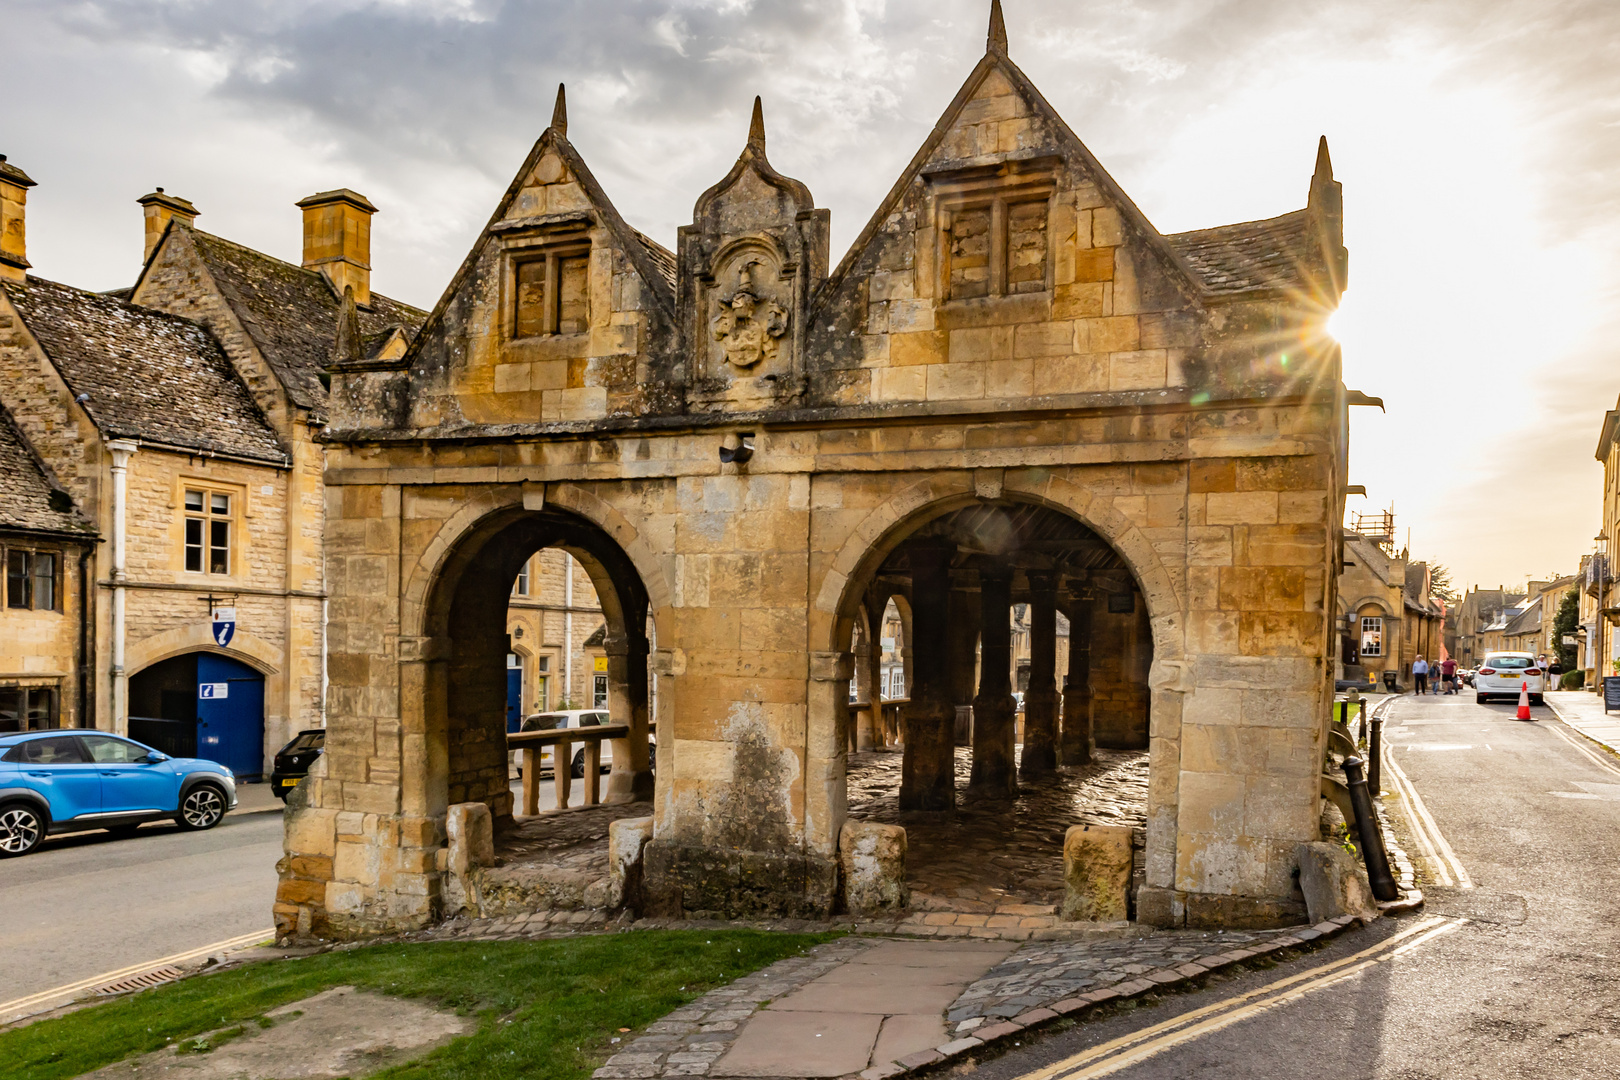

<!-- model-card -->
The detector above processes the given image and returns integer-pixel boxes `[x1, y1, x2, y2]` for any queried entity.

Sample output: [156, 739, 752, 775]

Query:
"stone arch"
[402, 483, 674, 645]
[814, 472, 1183, 663]
[126, 625, 283, 679]
[1342, 595, 1391, 618]
[414, 499, 657, 822]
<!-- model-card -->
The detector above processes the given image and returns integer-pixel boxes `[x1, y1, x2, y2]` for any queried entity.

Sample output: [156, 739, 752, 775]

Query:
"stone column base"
[1137, 885, 1308, 929]
[642, 839, 838, 920]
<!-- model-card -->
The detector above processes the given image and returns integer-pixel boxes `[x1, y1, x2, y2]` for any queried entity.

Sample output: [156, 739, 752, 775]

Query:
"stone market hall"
[277, 4, 1357, 938]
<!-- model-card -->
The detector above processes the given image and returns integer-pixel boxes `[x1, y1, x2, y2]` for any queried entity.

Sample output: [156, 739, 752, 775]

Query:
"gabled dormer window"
[514, 244, 590, 337]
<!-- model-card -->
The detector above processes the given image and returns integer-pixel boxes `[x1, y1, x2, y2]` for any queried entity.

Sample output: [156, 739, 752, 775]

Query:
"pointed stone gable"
[364, 121, 681, 432]
[805, 52, 1209, 410]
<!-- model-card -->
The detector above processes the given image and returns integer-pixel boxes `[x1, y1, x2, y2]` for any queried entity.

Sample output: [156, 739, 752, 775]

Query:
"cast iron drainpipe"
[1342, 755, 1399, 902]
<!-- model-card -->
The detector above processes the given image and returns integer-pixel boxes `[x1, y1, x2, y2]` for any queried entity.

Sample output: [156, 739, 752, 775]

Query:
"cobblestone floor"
[846, 747, 1149, 910]
[943, 927, 1300, 1026]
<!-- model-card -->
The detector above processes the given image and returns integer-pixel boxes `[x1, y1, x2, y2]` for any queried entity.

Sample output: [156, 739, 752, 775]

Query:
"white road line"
[1015, 917, 1466, 1080]
[1385, 750, 1473, 889]
[1540, 707, 1620, 780]
[0, 926, 274, 1020]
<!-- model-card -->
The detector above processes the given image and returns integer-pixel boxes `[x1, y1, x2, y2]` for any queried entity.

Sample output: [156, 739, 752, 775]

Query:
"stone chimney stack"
[0, 154, 38, 283]
[295, 188, 376, 307]
[136, 188, 198, 265]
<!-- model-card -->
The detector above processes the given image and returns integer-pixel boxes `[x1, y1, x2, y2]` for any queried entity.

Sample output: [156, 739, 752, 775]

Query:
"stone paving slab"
[594, 917, 1367, 1080]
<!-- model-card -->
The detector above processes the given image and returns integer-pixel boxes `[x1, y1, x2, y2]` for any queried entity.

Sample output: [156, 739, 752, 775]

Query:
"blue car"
[0, 730, 237, 857]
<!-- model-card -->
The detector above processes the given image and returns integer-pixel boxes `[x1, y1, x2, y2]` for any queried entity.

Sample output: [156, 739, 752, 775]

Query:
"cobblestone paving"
[847, 747, 1148, 909]
[496, 800, 651, 865]
[592, 937, 877, 1079]
[943, 926, 1299, 1026]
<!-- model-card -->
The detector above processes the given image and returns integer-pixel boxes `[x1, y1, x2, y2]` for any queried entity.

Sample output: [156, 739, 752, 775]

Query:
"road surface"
[977, 690, 1620, 1079]
[0, 782, 282, 1010]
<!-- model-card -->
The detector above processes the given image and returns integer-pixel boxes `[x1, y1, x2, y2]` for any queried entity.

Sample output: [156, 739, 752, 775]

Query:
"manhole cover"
[93, 965, 186, 995]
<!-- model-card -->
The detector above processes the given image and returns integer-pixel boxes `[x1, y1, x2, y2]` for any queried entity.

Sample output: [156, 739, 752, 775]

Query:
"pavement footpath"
[588, 916, 1364, 1080]
[1543, 689, 1620, 756]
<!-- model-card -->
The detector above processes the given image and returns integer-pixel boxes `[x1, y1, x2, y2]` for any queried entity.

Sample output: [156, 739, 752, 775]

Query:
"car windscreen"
[1489, 656, 1533, 669]
[523, 714, 567, 731]
[285, 732, 324, 753]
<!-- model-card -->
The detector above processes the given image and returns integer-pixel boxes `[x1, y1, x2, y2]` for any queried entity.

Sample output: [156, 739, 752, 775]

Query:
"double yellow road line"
[1015, 915, 1466, 1080]
[0, 927, 273, 1023]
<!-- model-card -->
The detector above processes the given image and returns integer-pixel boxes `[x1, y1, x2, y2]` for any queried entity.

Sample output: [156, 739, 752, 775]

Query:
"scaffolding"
[1350, 508, 1396, 551]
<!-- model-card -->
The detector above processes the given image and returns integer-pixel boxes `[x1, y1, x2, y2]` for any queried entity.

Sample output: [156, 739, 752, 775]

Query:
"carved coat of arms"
[710, 260, 788, 369]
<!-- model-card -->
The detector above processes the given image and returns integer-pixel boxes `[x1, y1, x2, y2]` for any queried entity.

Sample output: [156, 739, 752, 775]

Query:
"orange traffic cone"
[1516, 681, 1532, 721]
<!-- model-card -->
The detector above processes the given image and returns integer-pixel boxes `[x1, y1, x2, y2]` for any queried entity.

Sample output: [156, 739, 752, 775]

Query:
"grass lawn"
[1, 929, 835, 1080]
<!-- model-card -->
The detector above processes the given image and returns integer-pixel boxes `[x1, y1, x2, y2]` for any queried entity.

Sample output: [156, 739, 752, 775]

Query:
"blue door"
[505, 663, 524, 731]
[13, 735, 102, 821]
[196, 654, 265, 779]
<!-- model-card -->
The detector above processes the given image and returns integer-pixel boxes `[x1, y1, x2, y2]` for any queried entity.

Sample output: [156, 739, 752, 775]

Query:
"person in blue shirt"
[1412, 655, 1429, 695]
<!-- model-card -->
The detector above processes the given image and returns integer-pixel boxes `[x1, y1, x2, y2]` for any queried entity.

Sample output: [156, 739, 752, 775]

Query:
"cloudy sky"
[7, 0, 1618, 592]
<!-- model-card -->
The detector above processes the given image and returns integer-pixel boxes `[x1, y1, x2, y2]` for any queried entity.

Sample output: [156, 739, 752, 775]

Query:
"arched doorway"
[835, 498, 1155, 913]
[422, 504, 654, 820]
[129, 652, 267, 779]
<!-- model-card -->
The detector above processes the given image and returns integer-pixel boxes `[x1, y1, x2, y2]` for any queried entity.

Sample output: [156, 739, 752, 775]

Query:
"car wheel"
[177, 784, 227, 830]
[0, 804, 46, 857]
[1532, 695, 1544, 705]
[106, 824, 143, 839]
[571, 750, 585, 779]
[1476, 694, 1487, 705]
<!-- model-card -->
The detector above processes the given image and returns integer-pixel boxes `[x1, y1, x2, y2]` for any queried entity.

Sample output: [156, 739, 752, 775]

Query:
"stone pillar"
[854, 605, 882, 751]
[604, 627, 654, 804]
[899, 545, 956, 811]
[947, 582, 980, 747]
[1060, 590, 1094, 766]
[970, 561, 1017, 798]
[1021, 572, 1059, 779]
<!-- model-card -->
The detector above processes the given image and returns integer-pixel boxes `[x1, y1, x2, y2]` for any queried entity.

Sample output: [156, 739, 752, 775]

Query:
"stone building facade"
[278, 10, 1356, 937]
[0, 153, 422, 774]
[505, 547, 608, 716]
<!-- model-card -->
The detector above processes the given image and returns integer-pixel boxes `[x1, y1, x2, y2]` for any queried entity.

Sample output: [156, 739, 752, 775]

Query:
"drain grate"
[93, 965, 187, 996]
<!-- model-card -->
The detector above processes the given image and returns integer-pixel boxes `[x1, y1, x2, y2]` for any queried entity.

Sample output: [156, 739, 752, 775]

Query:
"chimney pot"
[137, 188, 199, 266]
[0, 154, 37, 283]
[296, 188, 376, 307]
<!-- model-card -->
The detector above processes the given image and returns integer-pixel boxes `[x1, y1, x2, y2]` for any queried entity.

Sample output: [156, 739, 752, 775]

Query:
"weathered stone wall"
[0, 541, 90, 727]
[283, 35, 1347, 938]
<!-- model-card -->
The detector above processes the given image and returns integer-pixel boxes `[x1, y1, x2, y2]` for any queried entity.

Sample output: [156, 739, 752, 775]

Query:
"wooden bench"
[508, 723, 630, 817]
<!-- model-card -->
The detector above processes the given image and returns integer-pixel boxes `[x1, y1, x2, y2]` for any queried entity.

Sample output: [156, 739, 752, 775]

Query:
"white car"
[1474, 652, 1545, 705]
[512, 709, 655, 777]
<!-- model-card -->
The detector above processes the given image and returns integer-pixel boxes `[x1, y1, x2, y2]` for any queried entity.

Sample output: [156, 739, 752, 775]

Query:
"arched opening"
[129, 652, 267, 779]
[422, 505, 654, 823]
[837, 499, 1153, 915]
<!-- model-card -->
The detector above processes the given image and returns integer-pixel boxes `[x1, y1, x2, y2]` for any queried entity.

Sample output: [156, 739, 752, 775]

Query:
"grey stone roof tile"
[3, 276, 286, 464]
[0, 398, 96, 538]
[1166, 210, 1313, 296]
[187, 229, 426, 418]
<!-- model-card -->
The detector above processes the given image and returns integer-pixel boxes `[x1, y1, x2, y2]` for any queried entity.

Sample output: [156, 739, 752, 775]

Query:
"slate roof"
[187, 229, 427, 419]
[2, 276, 287, 463]
[1166, 210, 1314, 296]
[634, 231, 677, 290]
[0, 399, 96, 539]
[1503, 604, 1542, 637]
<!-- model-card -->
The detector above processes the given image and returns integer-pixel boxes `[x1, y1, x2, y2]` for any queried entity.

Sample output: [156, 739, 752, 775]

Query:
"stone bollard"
[443, 802, 494, 916]
[605, 816, 654, 911]
[839, 820, 909, 915]
[1296, 842, 1377, 923]
[1061, 823, 1132, 922]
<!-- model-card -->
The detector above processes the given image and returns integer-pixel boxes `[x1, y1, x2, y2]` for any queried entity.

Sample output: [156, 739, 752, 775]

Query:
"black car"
[270, 729, 325, 801]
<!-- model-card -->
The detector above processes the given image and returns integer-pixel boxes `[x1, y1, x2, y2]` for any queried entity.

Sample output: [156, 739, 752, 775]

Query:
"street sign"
[199, 682, 229, 700]
[211, 606, 236, 648]
[1563, 634, 1579, 645]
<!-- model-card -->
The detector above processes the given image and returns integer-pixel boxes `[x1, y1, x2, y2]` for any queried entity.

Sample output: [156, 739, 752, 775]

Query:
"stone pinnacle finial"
[1314, 135, 1333, 181]
[552, 83, 568, 138]
[988, 0, 1008, 54]
[748, 96, 766, 152]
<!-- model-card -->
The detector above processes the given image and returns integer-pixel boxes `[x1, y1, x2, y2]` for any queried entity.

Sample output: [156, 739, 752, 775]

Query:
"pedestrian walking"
[1412, 655, 1429, 695]
[1441, 656, 1458, 695]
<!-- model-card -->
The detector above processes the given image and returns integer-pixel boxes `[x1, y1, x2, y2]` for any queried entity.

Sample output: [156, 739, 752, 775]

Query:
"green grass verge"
[1, 929, 834, 1080]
